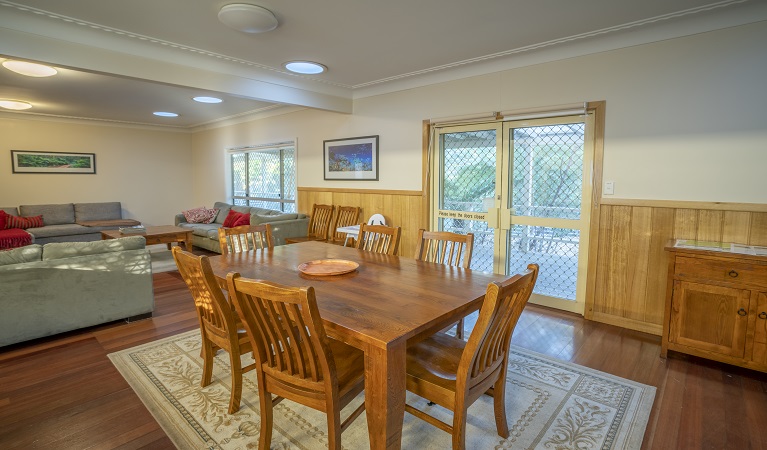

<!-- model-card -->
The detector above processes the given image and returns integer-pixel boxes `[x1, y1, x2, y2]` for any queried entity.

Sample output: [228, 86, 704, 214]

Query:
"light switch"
[604, 181, 615, 195]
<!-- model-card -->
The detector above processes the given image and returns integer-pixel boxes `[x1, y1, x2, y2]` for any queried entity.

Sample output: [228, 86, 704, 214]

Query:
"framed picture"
[11, 150, 96, 174]
[323, 135, 378, 180]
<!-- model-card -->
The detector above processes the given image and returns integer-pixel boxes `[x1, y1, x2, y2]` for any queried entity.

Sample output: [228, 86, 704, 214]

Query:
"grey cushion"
[0, 207, 18, 216]
[231, 205, 251, 214]
[74, 202, 122, 221]
[252, 213, 299, 224]
[19, 203, 75, 226]
[26, 224, 95, 238]
[42, 236, 146, 260]
[0, 245, 42, 266]
[180, 223, 221, 238]
[212, 202, 232, 224]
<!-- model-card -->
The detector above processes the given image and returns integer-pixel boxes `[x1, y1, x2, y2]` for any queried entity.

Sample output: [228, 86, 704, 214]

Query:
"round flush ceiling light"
[193, 96, 223, 103]
[218, 4, 278, 34]
[153, 111, 178, 117]
[284, 61, 326, 75]
[2, 60, 57, 77]
[0, 99, 32, 110]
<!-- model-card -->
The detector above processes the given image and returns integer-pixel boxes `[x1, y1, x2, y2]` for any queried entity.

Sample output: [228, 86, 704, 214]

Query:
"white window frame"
[227, 141, 296, 212]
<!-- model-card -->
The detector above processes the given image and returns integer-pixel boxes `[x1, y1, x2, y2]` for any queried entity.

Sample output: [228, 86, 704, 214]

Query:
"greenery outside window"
[229, 142, 296, 212]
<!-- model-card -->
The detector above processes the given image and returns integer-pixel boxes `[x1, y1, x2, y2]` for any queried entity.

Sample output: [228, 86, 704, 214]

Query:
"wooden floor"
[1, 268, 767, 449]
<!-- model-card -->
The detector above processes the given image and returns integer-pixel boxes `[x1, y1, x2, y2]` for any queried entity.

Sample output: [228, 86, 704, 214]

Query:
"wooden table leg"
[364, 340, 406, 450]
[184, 232, 193, 252]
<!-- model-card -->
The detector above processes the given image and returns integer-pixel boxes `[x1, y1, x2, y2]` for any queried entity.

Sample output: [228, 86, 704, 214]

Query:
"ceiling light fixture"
[153, 111, 179, 117]
[284, 61, 326, 75]
[2, 60, 57, 77]
[218, 4, 278, 34]
[193, 96, 223, 104]
[0, 100, 32, 110]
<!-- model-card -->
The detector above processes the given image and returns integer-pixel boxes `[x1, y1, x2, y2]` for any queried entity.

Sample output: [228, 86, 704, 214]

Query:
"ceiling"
[0, 0, 763, 129]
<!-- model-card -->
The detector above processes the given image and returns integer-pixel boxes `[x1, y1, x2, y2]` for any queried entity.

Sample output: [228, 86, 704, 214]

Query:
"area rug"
[148, 247, 178, 273]
[109, 330, 655, 449]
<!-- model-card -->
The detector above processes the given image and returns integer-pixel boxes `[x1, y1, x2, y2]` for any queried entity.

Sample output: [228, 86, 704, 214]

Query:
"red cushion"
[5, 214, 43, 229]
[222, 210, 239, 228]
[232, 213, 250, 227]
[0, 211, 6, 230]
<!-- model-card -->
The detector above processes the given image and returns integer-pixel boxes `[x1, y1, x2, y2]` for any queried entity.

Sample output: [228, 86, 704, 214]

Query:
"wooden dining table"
[206, 241, 509, 450]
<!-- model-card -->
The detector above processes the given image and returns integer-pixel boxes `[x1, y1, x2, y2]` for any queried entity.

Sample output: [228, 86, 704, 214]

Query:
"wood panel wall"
[586, 199, 767, 335]
[297, 187, 426, 257]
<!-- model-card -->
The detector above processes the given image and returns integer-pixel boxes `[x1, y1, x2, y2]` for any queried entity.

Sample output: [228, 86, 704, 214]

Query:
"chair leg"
[452, 406, 468, 450]
[326, 403, 342, 450]
[228, 349, 243, 414]
[455, 318, 465, 339]
[200, 338, 214, 387]
[492, 374, 509, 438]
[258, 385, 274, 450]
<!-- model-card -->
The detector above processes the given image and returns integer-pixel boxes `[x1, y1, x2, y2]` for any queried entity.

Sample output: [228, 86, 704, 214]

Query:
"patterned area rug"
[109, 330, 655, 449]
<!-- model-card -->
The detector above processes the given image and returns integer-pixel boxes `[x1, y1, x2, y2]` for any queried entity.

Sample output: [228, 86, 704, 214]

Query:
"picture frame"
[323, 135, 378, 181]
[11, 150, 96, 174]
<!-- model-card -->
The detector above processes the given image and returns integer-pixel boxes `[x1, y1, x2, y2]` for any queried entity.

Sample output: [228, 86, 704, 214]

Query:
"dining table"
[206, 240, 509, 450]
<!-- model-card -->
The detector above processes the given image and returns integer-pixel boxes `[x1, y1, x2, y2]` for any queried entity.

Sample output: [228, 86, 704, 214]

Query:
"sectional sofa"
[175, 201, 309, 252]
[0, 202, 139, 244]
[0, 236, 154, 347]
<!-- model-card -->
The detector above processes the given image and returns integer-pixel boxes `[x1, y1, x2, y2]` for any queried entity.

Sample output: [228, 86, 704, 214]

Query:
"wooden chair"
[171, 247, 256, 414]
[355, 223, 401, 255]
[286, 204, 335, 244]
[226, 274, 366, 450]
[218, 223, 273, 255]
[414, 229, 475, 338]
[404, 264, 539, 450]
[328, 205, 360, 246]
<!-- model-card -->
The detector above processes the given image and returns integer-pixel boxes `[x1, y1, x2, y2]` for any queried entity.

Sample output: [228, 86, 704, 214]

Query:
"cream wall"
[0, 117, 193, 224]
[191, 21, 767, 206]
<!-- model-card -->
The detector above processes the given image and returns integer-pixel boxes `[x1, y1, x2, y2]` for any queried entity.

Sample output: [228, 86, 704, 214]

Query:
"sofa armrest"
[269, 217, 310, 246]
[175, 214, 187, 226]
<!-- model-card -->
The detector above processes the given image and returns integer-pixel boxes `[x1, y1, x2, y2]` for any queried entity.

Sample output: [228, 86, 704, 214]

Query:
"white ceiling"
[0, 0, 764, 128]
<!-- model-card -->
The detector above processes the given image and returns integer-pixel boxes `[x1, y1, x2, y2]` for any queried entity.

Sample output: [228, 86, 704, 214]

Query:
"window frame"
[227, 141, 296, 213]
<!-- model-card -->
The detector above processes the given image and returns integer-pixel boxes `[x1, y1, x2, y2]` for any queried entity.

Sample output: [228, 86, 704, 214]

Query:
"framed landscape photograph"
[11, 150, 96, 174]
[323, 135, 378, 180]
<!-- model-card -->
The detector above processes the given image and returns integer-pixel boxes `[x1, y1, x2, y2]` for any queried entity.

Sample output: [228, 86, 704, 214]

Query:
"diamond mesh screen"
[439, 218, 494, 273]
[507, 225, 579, 300]
[230, 147, 296, 212]
[511, 124, 584, 220]
[441, 130, 496, 212]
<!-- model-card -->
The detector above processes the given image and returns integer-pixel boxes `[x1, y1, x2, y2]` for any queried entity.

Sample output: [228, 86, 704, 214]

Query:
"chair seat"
[406, 332, 466, 401]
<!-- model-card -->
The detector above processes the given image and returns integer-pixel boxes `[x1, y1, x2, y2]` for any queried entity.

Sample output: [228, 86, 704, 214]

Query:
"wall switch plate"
[604, 181, 615, 195]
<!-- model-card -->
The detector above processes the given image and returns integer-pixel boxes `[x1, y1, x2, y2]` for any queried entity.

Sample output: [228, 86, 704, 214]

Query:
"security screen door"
[432, 114, 594, 314]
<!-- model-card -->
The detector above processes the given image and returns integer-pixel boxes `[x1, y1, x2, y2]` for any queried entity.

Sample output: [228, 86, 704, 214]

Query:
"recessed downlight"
[0, 100, 32, 110]
[284, 61, 326, 75]
[153, 111, 179, 117]
[2, 60, 57, 77]
[193, 96, 223, 104]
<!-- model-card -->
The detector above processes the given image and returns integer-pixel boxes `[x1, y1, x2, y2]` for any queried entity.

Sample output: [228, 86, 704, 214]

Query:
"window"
[229, 142, 296, 212]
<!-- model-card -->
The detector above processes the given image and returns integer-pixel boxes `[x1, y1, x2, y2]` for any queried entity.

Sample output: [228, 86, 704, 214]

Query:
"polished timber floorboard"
[1, 266, 767, 449]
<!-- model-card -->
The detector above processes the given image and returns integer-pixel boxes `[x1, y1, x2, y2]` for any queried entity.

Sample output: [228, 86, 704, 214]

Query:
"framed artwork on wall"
[11, 150, 96, 174]
[323, 135, 378, 180]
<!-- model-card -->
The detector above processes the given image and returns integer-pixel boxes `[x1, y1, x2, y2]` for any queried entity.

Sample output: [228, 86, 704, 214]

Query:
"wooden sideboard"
[662, 240, 767, 372]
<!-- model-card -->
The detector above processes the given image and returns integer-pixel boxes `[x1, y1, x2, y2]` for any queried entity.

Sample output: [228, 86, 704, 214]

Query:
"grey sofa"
[0, 236, 154, 347]
[175, 201, 309, 252]
[0, 202, 139, 244]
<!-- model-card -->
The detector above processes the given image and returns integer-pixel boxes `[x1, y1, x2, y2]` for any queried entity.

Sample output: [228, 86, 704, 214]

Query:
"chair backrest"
[413, 229, 474, 269]
[459, 264, 538, 390]
[227, 274, 336, 391]
[355, 223, 401, 255]
[308, 204, 335, 239]
[172, 247, 240, 344]
[367, 214, 386, 225]
[218, 223, 274, 255]
[329, 206, 361, 241]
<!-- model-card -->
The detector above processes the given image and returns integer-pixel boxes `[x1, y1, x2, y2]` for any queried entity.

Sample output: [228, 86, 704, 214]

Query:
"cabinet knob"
[759, 312, 767, 320]
[728, 270, 739, 278]
[737, 308, 747, 316]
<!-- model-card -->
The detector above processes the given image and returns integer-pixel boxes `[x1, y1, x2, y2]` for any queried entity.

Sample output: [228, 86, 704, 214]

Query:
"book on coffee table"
[119, 225, 146, 234]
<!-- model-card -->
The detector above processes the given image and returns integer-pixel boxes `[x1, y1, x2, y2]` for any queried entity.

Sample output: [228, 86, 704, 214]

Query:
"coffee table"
[101, 225, 193, 252]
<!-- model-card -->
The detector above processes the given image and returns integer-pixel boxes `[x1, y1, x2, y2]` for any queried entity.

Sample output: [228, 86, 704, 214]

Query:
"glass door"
[431, 114, 595, 314]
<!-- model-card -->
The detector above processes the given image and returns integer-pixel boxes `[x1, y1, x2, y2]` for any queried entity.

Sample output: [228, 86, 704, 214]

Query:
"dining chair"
[355, 223, 401, 255]
[226, 274, 366, 450]
[218, 223, 274, 255]
[404, 264, 539, 450]
[414, 229, 475, 338]
[171, 247, 256, 414]
[286, 203, 335, 244]
[328, 205, 360, 246]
